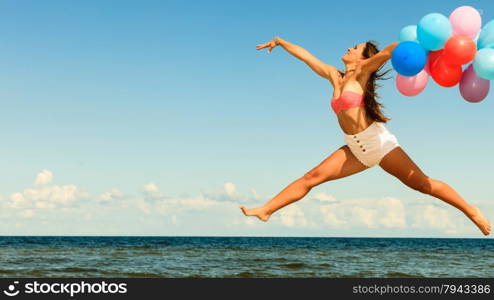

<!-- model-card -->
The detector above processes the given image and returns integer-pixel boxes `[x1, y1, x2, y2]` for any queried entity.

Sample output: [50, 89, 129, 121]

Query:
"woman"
[240, 37, 491, 236]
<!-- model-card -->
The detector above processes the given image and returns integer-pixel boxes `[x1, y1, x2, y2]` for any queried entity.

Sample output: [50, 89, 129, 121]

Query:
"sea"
[0, 236, 492, 278]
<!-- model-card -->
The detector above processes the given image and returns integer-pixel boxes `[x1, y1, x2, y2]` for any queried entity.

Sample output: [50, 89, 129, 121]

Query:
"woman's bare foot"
[466, 206, 491, 236]
[239, 205, 271, 222]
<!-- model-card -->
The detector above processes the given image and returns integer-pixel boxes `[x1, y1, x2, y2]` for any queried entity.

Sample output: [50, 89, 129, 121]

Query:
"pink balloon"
[459, 64, 490, 103]
[396, 69, 429, 97]
[449, 6, 481, 39]
[423, 62, 430, 74]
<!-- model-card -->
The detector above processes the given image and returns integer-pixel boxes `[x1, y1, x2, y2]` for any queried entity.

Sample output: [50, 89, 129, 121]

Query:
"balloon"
[474, 31, 480, 44]
[473, 48, 494, 79]
[477, 20, 494, 49]
[459, 64, 490, 102]
[429, 55, 463, 87]
[443, 35, 476, 65]
[449, 6, 481, 39]
[396, 69, 429, 96]
[399, 25, 418, 42]
[423, 61, 430, 74]
[417, 13, 452, 50]
[391, 41, 427, 76]
[427, 50, 444, 70]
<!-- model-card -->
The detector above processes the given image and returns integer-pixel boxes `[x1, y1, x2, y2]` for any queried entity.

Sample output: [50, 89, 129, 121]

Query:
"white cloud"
[8, 193, 31, 209]
[378, 197, 406, 228]
[224, 182, 237, 198]
[6, 184, 87, 209]
[319, 197, 408, 229]
[250, 188, 261, 201]
[99, 188, 125, 203]
[200, 182, 268, 205]
[278, 205, 313, 228]
[245, 218, 256, 226]
[136, 182, 245, 219]
[2, 170, 88, 213]
[143, 182, 164, 200]
[20, 209, 35, 219]
[229, 217, 257, 226]
[136, 198, 152, 215]
[154, 195, 218, 215]
[35, 169, 53, 185]
[138, 182, 220, 214]
[320, 204, 346, 226]
[351, 207, 378, 228]
[315, 196, 469, 234]
[312, 192, 336, 202]
[411, 204, 459, 234]
[144, 182, 159, 194]
[2, 173, 474, 236]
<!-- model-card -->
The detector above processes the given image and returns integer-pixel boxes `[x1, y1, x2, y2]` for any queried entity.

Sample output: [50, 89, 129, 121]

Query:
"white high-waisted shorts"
[344, 121, 400, 168]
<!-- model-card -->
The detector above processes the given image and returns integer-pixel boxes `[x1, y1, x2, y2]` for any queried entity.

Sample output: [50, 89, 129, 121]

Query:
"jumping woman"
[240, 37, 491, 236]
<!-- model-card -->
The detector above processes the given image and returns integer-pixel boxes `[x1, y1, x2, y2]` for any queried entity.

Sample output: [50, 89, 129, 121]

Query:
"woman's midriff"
[336, 106, 374, 135]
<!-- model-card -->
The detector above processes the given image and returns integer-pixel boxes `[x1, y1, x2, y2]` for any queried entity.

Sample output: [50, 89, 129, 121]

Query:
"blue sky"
[0, 0, 493, 237]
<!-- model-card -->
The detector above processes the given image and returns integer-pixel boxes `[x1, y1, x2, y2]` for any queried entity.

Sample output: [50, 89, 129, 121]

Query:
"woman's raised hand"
[256, 37, 280, 53]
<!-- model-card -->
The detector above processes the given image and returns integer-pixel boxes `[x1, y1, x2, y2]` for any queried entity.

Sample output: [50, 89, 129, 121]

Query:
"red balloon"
[427, 50, 444, 70]
[429, 55, 463, 87]
[443, 35, 476, 65]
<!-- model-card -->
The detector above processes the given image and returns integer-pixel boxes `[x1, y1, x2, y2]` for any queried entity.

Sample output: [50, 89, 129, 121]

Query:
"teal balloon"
[473, 48, 494, 80]
[417, 13, 452, 50]
[399, 25, 418, 42]
[477, 20, 494, 50]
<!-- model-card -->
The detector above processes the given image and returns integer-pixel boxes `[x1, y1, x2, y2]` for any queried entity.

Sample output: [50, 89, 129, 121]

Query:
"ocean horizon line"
[0, 235, 489, 240]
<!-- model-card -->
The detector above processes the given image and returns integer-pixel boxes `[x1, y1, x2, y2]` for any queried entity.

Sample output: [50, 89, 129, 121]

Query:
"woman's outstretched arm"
[256, 37, 340, 86]
[362, 41, 399, 74]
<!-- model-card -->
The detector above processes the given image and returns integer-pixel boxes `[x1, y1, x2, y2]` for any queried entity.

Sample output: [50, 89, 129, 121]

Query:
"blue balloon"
[391, 41, 427, 76]
[417, 13, 452, 51]
[399, 25, 418, 42]
[477, 20, 494, 50]
[473, 48, 494, 80]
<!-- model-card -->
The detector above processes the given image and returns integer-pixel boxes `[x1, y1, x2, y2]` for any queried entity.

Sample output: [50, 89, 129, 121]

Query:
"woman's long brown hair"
[361, 41, 392, 123]
[339, 41, 392, 123]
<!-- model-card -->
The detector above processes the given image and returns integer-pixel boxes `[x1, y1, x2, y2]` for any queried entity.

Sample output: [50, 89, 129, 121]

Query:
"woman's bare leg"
[240, 145, 369, 221]
[379, 147, 491, 236]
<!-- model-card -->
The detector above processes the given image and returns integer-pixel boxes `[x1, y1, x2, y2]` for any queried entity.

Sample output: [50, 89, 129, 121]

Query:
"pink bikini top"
[331, 91, 365, 115]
